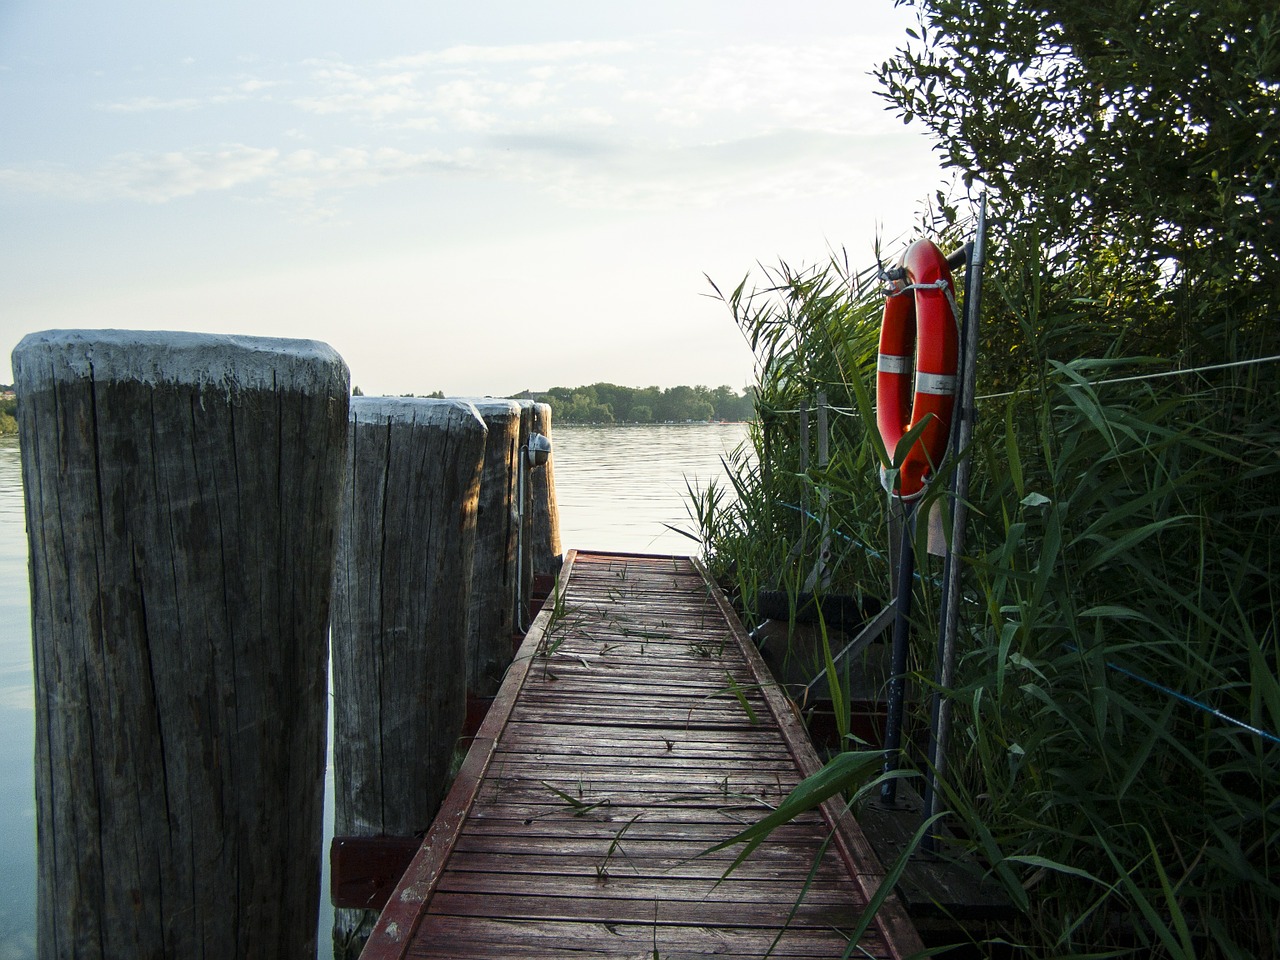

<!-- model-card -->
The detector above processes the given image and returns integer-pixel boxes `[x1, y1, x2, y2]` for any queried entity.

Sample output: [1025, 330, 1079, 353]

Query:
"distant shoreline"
[557, 419, 752, 427]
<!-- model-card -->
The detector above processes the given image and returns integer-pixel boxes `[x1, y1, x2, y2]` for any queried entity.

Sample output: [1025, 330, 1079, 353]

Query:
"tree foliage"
[520, 382, 754, 424]
[877, 0, 1280, 363]
[697, 5, 1280, 957]
[877, 0, 1280, 254]
[0, 395, 15, 436]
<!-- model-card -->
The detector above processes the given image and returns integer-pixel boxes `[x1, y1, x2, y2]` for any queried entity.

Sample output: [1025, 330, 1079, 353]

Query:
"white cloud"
[0, 140, 486, 228]
[295, 89, 427, 117]
[4, 31, 922, 218]
[384, 40, 638, 70]
[504, 79, 548, 108]
[1, 145, 278, 202]
[0, 122, 906, 221]
[113, 146, 280, 201]
[285, 40, 638, 131]
[557, 107, 615, 128]
[101, 95, 205, 112]
[99, 77, 281, 113]
[95, 33, 879, 152]
[237, 78, 279, 93]
[294, 59, 426, 117]
[527, 130, 885, 212]
[630, 38, 896, 136]
[433, 78, 490, 111]
[0, 164, 109, 201]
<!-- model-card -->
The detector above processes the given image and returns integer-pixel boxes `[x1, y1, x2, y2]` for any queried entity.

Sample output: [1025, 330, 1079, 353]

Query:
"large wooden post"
[464, 400, 521, 697]
[12, 330, 349, 960]
[529, 401, 562, 578]
[329, 397, 487, 954]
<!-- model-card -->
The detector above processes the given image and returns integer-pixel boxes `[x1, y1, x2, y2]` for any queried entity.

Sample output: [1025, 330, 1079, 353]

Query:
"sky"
[0, 0, 945, 397]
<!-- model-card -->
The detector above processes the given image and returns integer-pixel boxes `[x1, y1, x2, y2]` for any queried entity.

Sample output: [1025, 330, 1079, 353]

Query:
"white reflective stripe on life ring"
[877, 354, 911, 374]
[914, 372, 957, 396]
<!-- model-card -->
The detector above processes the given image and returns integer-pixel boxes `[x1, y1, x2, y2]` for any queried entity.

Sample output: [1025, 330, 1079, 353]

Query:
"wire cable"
[976, 353, 1280, 402]
[1064, 643, 1280, 748]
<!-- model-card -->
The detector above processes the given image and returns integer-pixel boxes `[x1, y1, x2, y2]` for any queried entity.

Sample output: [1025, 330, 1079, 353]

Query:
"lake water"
[0, 421, 748, 958]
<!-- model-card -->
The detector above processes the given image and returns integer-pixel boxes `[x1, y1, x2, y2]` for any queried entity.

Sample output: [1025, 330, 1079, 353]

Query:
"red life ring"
[876, 239, 959, 499]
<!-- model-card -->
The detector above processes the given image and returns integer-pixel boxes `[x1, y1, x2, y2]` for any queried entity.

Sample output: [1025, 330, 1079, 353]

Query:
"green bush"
[699, 19, 1280, 955]
[700, 233, 1279, 954]
[0, 396, 16, 436]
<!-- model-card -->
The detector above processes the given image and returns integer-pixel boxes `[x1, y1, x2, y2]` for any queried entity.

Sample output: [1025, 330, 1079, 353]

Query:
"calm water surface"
[552, 423, 748, 555]
[0, 422, 747, 958]
[0, 438, 34, 960]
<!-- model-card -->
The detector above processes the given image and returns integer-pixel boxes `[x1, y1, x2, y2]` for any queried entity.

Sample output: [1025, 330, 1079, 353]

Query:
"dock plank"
[360, 551, 923, 960]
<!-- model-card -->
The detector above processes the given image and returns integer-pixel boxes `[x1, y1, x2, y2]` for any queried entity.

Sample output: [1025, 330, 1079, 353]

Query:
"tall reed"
[696, 225, 1280, 957]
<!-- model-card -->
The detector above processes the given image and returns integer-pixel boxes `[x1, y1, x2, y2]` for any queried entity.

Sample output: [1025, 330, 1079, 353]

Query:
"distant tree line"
[350, 386, 446, 399]
[0, 379, 750, 436]
[346, 383, 753, 424]
[0, 389, 15, 436]
[517, 383, 755, 424]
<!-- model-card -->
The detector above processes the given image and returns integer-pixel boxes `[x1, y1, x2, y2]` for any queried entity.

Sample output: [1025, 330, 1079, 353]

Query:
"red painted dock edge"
[358, 550, 924, 960]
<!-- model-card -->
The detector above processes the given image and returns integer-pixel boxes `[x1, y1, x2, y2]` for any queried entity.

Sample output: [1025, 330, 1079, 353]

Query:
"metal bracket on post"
[804, 603, 897, 706]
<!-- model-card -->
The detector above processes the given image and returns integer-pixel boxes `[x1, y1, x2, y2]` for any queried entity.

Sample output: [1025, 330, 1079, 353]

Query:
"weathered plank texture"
[464, 400, 522, 697]
[361, 551, 924, 960]
[331, 398, 489, 952]
[13, 330, 349, 960]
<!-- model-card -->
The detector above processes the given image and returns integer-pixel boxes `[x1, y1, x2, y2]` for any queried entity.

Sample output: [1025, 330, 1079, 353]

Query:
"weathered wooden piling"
[529, 400, 562, 578]
[12, 330, 349, 960]
[463, 399, 522, 697]
[329, 397, 487, 954]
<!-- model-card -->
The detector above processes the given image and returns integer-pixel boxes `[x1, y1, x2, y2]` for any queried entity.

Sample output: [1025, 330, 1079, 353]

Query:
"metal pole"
[923, 193, 988, 830]
[813, 391, 831, 592]
[798, 401, 810, 560]
[920, 234, 971, 841]
[880, 499, 917, 806]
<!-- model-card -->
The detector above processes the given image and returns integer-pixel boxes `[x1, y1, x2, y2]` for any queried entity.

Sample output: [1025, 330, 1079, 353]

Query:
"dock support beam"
[330, 397, 487, 956]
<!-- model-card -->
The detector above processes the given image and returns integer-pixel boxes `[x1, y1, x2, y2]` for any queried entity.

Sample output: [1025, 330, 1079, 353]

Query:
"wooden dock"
[360, 550, 923, 960]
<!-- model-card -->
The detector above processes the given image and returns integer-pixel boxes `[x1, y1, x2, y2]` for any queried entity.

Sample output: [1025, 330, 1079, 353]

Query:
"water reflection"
[0, 437, 35, 958]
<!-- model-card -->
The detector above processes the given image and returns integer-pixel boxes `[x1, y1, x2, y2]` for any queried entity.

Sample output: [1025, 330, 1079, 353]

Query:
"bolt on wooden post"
[12, 330, 349, 960]
[329, 397, 487, 956]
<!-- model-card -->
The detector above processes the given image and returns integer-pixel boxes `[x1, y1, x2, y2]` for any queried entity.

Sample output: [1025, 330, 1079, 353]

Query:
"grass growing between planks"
[693, 229, 1280, 957]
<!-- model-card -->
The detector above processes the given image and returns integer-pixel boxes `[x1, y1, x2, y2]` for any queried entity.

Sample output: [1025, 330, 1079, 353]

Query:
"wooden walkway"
[362, 550, 923, 960]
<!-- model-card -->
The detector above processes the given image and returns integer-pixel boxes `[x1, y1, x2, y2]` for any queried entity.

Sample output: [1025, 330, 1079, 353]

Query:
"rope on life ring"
[875, 239, 959, 500]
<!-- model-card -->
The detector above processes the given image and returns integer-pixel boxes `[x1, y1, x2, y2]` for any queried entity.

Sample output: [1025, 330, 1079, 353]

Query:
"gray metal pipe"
[924, 194, 989, 835]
